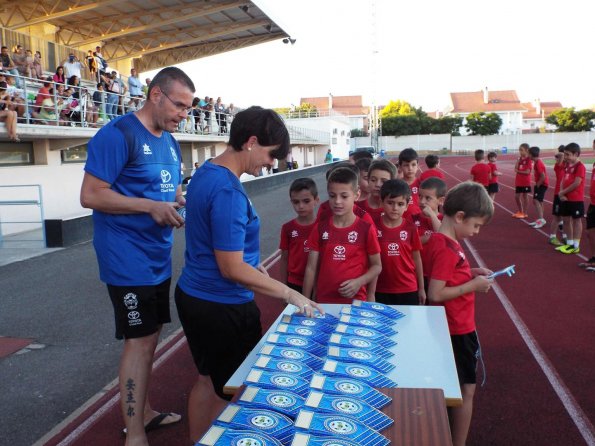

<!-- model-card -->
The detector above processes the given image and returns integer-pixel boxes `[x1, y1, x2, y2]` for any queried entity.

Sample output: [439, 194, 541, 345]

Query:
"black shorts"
[586, 204, 595, 230]
[533, 185, 548, 202]
[515, 186, 531, 194]
[287, 281, 303, 294]
[175, 285, 262, 400]
[552, 195, 562, 216]
[487, 183, 499, 194]
[107, 278, 172, 340]
[376, 291, 419, 306]
[560, 200, 585, 219]
[451, 331, 479, 385]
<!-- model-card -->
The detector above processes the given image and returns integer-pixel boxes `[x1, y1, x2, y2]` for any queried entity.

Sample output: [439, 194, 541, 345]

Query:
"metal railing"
[0, 184, 45, 247]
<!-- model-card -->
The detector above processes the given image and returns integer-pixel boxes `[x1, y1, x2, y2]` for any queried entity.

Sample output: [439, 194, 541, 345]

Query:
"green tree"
[465, 112, 502, 135]
[350, 128, 367, 137]
[430, 116, 463, 136]
[273, 107, 290, 115]
[546, 108, 595, 132]
[382, 115, 422, 136]
[380, 100, 415, 118]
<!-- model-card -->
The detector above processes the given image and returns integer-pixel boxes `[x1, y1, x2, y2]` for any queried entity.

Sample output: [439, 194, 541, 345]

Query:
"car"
[354, 146, 376, 155]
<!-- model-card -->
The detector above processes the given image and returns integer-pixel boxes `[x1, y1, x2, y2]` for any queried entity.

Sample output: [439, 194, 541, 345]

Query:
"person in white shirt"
[62, 53, 83, 79]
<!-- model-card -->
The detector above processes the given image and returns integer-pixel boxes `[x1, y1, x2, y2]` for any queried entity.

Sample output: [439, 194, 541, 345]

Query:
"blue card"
[289, 311, 339, 326]
[339, 307, 395, 326]
[244, 368, 311, 397]
[280, 314, 336, 333]
[326, 346, 395, 374]
[333, 324, 396, 348]
[237, 385, 305, 419]
[321, 359, 397, 388]
[215, 404, 295, 445]
[309, 373, 392, 409]
[275, 323, 331, 345]
[351, 300, 405, 320]
[259, 344, 324, 371]
[338, 314, 397, 337]
[254, 355, 315, 379]
[290, 432, 360, 446]
[327, 334, 394, 359]
[197, 425, 282, 446]
[266, 333, 327, 358]
[294, 410, 389, 446]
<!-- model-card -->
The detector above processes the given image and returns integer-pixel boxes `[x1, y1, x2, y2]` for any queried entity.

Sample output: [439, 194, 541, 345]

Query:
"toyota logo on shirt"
[334, 245, 346, 255]
[161, 170, 172, 183]
[128, 311, 140, 320]
[387, 242, 400, 256]
[333, 245, 346, 261]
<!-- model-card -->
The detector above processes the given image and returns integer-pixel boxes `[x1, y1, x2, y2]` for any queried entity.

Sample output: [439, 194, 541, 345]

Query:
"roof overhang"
[2, 0, 289, 72]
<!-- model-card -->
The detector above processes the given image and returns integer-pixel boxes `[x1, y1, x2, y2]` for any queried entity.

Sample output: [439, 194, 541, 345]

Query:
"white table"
[224, 304, 462, 406]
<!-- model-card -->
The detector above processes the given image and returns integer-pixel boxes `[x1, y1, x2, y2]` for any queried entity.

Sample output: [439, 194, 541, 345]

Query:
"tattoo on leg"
[127, 405, 136, 418]
[125, 378, 136, 417]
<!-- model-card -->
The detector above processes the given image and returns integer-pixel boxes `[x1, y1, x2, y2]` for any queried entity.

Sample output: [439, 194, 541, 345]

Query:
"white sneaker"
[528, 220, 538, 227]
[533, 219, 546, 229]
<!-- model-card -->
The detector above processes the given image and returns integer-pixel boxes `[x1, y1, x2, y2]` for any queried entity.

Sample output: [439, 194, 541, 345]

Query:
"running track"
[38, 154, 594, 446]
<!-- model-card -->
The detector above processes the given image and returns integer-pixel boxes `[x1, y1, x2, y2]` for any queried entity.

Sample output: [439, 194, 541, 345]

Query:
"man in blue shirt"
[81, 66, 194, 445]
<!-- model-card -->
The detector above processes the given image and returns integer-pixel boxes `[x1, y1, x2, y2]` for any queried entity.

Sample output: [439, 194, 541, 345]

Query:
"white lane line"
[464, 240, 595, 446]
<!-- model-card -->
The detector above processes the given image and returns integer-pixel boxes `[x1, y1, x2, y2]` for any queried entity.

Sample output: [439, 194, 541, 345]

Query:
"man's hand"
[149, 201, 184, 227]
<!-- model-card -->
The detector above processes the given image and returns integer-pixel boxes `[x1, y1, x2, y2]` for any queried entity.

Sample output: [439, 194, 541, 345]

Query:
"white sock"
[573, 240, 579, 249]
[550, 234, 556, 238]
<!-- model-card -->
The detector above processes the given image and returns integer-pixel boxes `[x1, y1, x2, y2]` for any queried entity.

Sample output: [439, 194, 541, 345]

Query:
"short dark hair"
[519, 143, 530, 151]
[380, 179, 411, 201]
[557, 144, 565, 153]
[528, 146, 540, 158]
[147, 66, 195, 97]
[328, 167, 359, 192]
[474, 149, 485, 161]
[290, 178, 318, 198]
[425, 154, 439, 169]
[398, 148, 419, 164]
[326, 161, 359, 180]
[354, 157, 372, 175]
[352, 151, 374, 162]
[564, 142, 580, 156]
[228, 106, 289, 160]
[443, 181, 494, 221]
[420, 177, 447, 198]
[368, 159, 397, 179]
[487, 151, 497, 160]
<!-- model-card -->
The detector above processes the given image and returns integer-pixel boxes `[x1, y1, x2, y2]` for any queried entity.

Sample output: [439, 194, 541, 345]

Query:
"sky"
[143, 0, 594, 112]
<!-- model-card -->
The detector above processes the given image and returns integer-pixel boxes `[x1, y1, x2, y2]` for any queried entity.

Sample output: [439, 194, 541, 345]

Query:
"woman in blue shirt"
[175, 106, 323, 442]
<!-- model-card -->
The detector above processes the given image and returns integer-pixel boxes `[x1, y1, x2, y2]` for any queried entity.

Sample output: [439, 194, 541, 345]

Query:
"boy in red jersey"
[399, 148, 422, 219]
[425, 181, 494, 446]
[359, 159, 397, 226]
[469, 149, 491, 189]
[417, 177, 447, 243]
[549, 146, 568, 245]
[279, 178, 320, 294]
[555, 142, 586, 254]
[303, 167, 381, 304]
[355, 157, 372, 203]
[513, 143, 533, 218]
[420, 154, 445, 181]
[528, 146, 549, 229]
[582, 140, 595, 270]
[486, 152, 501, 200]
[375, 179, 425, 305]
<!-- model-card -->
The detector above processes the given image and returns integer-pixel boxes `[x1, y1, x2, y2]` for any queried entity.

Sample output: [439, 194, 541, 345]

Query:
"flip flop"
[122, 412, 181, 434]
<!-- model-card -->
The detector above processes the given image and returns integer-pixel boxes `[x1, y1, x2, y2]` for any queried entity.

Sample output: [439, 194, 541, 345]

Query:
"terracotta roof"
[521, 101, 563, 119]
[300, 96, 369, 115]
[450, 90, 527, 113]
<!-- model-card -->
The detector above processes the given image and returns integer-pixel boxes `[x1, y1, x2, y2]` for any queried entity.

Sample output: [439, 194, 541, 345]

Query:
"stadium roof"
[1, 0, 289, 72]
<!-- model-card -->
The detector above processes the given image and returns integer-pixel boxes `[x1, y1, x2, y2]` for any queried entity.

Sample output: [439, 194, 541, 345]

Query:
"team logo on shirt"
[387, 242, 400, 256]
[291, 230, 298, 238]
[303, 240, 310, 253]
[333, 245, 346, 261]
[400, 231, 408, 241]
[411, 186, 418, 194]
[123, 293, 138, 310]
[143, 143, 152, 155]
[160, 169, 175, 193]
[322, 231, 329, 240]
[377, 229, 383, 238]
[347, 231, 358, 243]
[169, 146, 178, 161]
[458, 250, 466, 261]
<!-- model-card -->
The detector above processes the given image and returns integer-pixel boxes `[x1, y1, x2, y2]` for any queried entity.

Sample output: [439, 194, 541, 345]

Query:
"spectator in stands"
[202, 97, 213, 133]
[93, 51, 106, 77]
[0, 81, 19, 141]
[24, 49, 35, 78]
[102, 71, 121, 120]
[53, 66, 65, 84]
[143, 78, 151, 96]
[32, 51, 44, 79]
[33, 86, 61, 126]
[190, 97, 202, 133]
[4, 74, 26, 118]
[128, 68, 143, 98]
[215, 97, 226, 134]
[92, 82, 106, 123]
[11, 45, 26, 87]
[0, 46, 20, 83]
[33, 77, 52, 117]
[62, 53, 84, 79]
[86, 50, 98, 82]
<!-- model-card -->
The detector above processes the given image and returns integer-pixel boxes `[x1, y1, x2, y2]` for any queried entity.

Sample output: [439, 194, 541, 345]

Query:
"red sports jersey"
[279, 219, 316, 286]
[407, 212, 443, 238]
[590, 163, 595, 204]
[376, 219, 422, 294]
[515, 156, 533, 187]
[419, 169, 445, 182]
[532, 158, 549, 187]
[488, 161, 499, 184]
[307, 216, 380, 304]
[424, 233, 475, 335]
[562, 161, 586, 202]
[403, 178, 421, 219]
[470, 163, 491, 186]
[553, 162, 566, 195]
[317, 200, 376, 227]
[358, 199, 384, 227]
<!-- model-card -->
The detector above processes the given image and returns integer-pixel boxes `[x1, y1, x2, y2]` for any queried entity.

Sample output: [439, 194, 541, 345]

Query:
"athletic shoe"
[558, 245, 580, 254]
[512, 212, 525, 218]
[578, 259, 595, 268]
[586, 266, 595, 272]
[549, 236, 563, 246]
[528, 220, 538, 227]
[533, 219, 546, 229]
[555, 244, 571, 251]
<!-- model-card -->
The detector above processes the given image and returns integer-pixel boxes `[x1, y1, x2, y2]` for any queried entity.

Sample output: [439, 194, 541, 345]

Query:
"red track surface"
[40, 154, 595, 446]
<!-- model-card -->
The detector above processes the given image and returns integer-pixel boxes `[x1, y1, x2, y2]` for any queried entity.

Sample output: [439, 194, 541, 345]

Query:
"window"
[61, 144, 88, 163]
[0, 142, 34, 166]
[341, 130, 345, 136]
[332, 138, 337, 145]
[333, 128, 337, 134]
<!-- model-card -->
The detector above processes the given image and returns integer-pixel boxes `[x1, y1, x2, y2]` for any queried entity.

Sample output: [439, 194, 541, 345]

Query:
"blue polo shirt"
[84, 113, 182, 285]
[177, 162, 260, 304]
